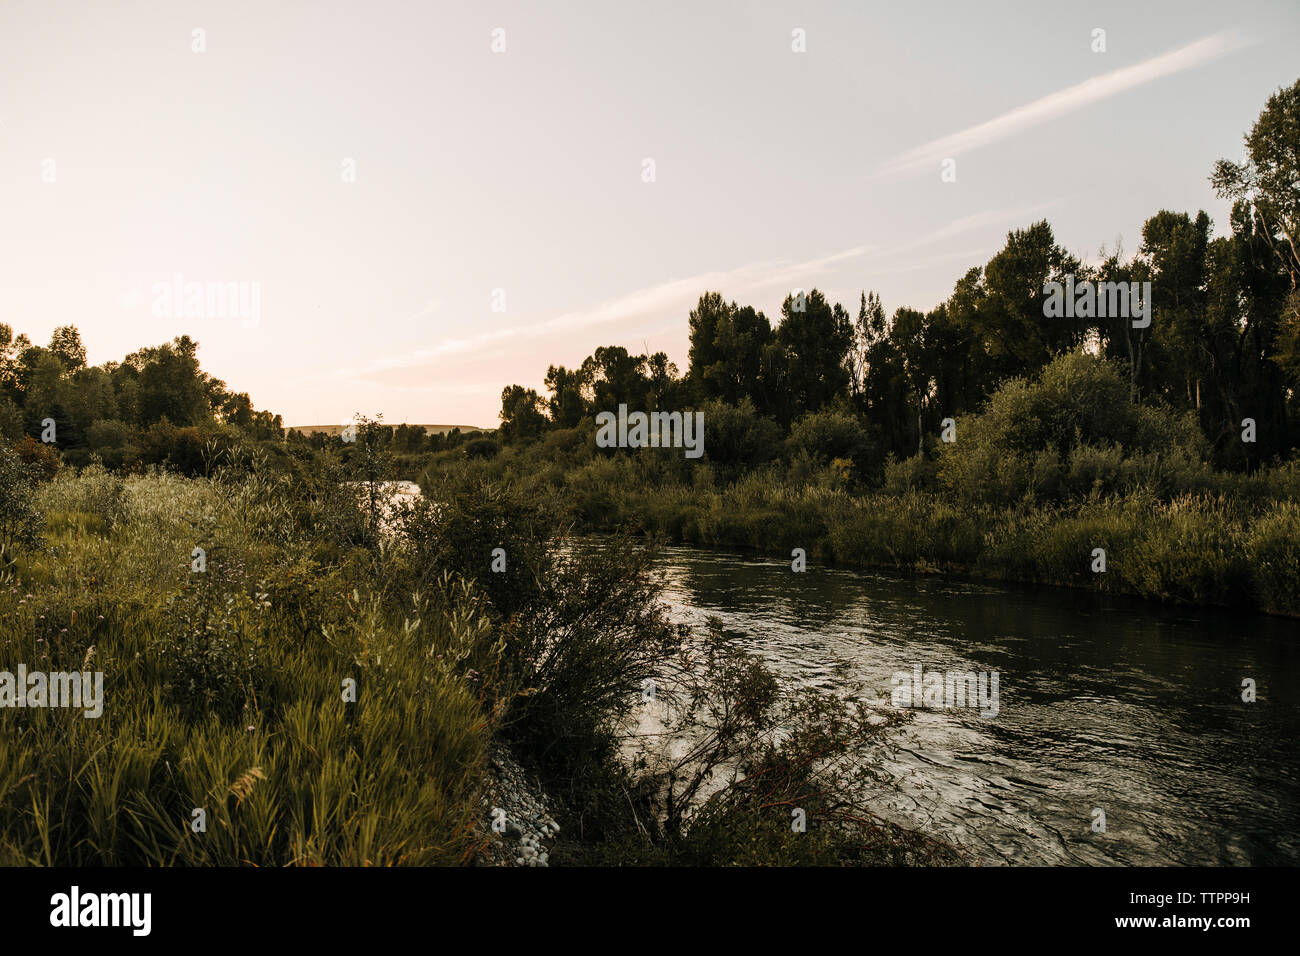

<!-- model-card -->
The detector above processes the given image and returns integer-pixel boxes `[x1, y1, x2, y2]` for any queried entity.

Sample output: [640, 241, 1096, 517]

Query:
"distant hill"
[287, 423, 491, 437]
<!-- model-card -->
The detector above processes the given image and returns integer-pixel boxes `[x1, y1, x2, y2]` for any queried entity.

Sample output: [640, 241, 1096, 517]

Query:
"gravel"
[476, 745, 562, 867]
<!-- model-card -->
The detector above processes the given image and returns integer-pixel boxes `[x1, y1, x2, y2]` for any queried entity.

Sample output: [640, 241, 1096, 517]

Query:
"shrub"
[14, 435, 60, 481]
[464, 437, 502, 460]
[0, 442, 45, 562]
[787, 407, 870, 467]
[698, 398, 783, 471]
[1246, 501, 1300, 615]
[937, 351, 1210, 506]
[397, 481, 554, 620]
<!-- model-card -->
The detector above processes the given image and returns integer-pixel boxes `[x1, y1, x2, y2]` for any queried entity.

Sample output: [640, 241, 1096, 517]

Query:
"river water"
[651, 544, 1300, 866]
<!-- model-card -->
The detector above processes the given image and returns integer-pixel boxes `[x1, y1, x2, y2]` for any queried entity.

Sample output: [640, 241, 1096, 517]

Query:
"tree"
[48, 325, 87, 370]
[581, 346, 659, 412]
[1135, 211, 1211, 410]
[892, 307, 933, 455]
[392, 423, 428, 454]
[0, 327, 33, 397]
[127, 336, 213, 427]
[543, 364, 591, 427]
[772, 289, 852, 425]
[848, 291, 886, 402]
[1212, 79, 1300, 293]
[687, 293, 773, 409]
[687, 292, 731, 398]
[1213, 78, 1300, 384]
[499, 385, 547, 444]
[979, 221, 1084, 377]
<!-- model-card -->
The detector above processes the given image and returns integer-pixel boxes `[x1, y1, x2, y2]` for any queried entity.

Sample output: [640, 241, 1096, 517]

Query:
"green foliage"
[399, 481, 553, 619]
[787, 405, 872, 470]
[1, 469, 501, 866]
[498, 385, 547, 444]
[0, 442, 45, 563]
[698, 398, 782, 471]
[935, 351, 1211, 506]
[1246, 501, 1300, 615]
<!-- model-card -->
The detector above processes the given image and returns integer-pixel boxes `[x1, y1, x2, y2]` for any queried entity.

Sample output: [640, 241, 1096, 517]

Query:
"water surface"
[652, 545, 1299, 866]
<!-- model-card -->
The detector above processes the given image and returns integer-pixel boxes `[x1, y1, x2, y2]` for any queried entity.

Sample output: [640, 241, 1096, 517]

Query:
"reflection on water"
[652, 544, 1300, 866]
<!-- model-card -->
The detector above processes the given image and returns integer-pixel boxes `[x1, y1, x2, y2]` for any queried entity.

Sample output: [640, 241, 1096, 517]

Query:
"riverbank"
[507, 468, 1300, 618]
[420, 350, 1300, 619]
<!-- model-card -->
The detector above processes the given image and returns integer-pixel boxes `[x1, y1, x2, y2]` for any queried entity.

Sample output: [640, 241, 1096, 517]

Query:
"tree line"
[499, 80, 1300, 474]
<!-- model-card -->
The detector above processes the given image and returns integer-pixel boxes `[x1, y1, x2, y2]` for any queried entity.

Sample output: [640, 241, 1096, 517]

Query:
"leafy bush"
[787, 406, 871, 468]
[0, 442, 45, 563]
[937, 351, 1209, 506]
[14, 435, 60, 481]
[463, 437, 502, 460]
[1246, 501, 1300, 615]
[398, 481, 554, 620]
[698, 398, 783, 471]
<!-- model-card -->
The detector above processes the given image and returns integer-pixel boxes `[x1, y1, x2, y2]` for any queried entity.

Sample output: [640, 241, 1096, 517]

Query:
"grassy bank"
[559, 472, 1300, 617]
[0, 450, 949, 865]
[1, 467, 496, 865]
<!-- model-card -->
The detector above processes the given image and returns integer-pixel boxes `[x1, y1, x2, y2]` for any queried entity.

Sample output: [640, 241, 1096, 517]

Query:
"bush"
[937, 351, 1210, 506]
[0, 442, 45, 562]
[14, 435, 60, 481]
[463, 437, 502, 460]
[398, 481, 554, 620]
[1246, 501, 1300, 615]
[787, 407, 870, 468]
[85, 419, 142, 471]
[698, 398, 783, 471]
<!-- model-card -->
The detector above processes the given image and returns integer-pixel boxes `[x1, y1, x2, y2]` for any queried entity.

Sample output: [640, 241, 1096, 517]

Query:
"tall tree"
[1212, 78, 1300, 383]
[499, 385, 547, 443]
[48, 325, 87, 371]
[773, 289, 852, 425]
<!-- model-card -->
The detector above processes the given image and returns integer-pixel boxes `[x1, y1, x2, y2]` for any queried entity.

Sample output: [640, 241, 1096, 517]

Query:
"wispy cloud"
[348, 199, 1066, 383]
[346, 245, 875, 381]
[877, 30, 1253, 178]
[889, 201, 1064, 252]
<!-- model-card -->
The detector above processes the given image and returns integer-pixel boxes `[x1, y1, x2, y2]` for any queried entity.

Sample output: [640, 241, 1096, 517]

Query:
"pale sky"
[2, 0, 1298, 428]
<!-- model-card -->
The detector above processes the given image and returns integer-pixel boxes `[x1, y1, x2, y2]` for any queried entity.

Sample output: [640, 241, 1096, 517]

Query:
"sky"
[2, 0, 1298, 428]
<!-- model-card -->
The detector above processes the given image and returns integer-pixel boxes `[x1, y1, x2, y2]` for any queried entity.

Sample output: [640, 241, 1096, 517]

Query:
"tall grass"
[0, 470, 501, 865]
[461, 449, 1300, 614]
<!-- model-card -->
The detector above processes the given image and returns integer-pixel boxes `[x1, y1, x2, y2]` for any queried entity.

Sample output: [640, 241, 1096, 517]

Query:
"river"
[650, 544, 1300, 866]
